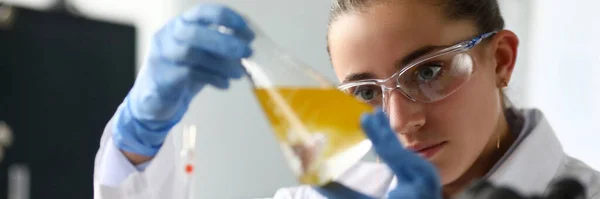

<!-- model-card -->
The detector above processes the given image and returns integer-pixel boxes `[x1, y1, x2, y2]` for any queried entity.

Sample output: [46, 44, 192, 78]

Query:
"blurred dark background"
[0, 5, 135, 198]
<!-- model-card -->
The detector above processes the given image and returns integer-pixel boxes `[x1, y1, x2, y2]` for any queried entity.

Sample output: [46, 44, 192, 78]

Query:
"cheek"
[435, 66, 500, 136]
[424, 66, 502, 182]
[429, 63, 500, 137]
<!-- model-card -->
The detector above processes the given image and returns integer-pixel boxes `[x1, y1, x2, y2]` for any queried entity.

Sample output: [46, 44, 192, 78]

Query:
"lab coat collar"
[485, 109, 564, 195]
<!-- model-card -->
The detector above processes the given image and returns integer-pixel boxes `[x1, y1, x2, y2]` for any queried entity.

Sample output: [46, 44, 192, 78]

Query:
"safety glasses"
[337, 32, 497, 109]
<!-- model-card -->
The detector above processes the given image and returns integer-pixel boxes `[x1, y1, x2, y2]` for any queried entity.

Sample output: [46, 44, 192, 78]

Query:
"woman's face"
[328, 2, 512, 184]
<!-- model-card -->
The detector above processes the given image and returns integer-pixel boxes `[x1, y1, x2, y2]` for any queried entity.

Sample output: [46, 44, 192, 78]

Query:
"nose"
[386, 90, 426, 135]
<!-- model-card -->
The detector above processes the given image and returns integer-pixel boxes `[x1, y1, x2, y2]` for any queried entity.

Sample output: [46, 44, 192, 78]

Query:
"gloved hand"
[112, 4, 254, 157]
[316, 108, 442, 199]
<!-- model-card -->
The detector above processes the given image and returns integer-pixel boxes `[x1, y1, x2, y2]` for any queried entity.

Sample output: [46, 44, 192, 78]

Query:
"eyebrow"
[398, 45, 447, 68]
[342, 72, 376, 84]
[341, 45, 448, 84]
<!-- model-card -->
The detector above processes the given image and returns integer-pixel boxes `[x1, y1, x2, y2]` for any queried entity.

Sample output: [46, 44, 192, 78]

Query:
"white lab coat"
[93, 109, 600, 199]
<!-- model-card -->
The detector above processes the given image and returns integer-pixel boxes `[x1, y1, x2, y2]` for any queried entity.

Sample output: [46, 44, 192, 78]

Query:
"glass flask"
[210, 20, 374, 186]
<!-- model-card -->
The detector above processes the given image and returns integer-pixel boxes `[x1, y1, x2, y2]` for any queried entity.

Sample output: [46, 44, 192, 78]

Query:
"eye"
[416, 63, 443, 82]
[352, 85, 380, 102]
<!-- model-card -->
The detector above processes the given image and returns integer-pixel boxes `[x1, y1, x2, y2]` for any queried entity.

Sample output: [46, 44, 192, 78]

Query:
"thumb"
[360, 108, 417, 174]
[360, 108, 441, 186]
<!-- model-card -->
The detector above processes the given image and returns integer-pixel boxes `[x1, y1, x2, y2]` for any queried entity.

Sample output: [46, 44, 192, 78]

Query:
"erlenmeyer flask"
[211, 20, 374, 186]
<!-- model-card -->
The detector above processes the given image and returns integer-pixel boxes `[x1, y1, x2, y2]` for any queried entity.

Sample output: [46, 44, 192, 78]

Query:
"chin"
[429, 148, 465, 185]
[436, 163, 463, 185]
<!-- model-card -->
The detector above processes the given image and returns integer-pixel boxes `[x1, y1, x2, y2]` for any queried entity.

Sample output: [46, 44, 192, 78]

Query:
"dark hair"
[328, 0, 505, 34]
[327, 0, 512, 108]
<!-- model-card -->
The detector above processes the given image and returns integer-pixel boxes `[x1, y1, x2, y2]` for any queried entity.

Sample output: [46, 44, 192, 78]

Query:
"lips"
[406, 141, 447, 159]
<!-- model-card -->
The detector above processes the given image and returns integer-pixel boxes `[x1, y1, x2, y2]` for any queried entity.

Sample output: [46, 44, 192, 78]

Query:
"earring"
[499, 79, 509, 88]
[497, 134, 500, 149]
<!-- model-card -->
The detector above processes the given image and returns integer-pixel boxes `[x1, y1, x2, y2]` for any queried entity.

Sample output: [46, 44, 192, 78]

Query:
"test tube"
[181, 125, 197, 199]
[181, 125, 196, 175]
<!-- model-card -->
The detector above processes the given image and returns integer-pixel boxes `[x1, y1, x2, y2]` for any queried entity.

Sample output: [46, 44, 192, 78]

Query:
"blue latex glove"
[112, 4, 254, 157]
[316, 108, 442, 199]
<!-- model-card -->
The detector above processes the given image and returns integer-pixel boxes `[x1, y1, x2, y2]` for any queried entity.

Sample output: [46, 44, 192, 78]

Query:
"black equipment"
[0, 3, 136, 198]
[458, 178, 586, 199]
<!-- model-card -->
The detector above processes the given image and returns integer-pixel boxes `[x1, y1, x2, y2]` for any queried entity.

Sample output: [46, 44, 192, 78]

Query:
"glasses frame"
[337, 31, 498, 105]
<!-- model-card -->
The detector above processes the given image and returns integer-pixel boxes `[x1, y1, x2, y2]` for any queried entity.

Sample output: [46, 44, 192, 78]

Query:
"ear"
[488, 30, 520, 87]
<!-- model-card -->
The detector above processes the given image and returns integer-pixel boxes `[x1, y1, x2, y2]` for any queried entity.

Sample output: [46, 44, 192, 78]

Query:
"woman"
[93, 0, 600, 198]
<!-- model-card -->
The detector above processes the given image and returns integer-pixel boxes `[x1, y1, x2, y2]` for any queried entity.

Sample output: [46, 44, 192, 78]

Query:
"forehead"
[328, 2, 477, 82]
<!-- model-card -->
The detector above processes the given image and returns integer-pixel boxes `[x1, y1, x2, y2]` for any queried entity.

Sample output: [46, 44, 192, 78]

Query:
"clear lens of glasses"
[341, 51, 475, 106]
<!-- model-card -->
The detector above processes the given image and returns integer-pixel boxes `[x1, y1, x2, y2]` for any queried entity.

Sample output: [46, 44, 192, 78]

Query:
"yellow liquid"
[254, 87, 374, 185]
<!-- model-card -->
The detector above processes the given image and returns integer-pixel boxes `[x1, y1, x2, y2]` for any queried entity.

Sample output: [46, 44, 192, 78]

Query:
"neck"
[442, 110, 517, 198]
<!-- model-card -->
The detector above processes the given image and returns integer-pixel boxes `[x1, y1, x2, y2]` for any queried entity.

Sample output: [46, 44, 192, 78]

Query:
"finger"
[361, 109, 441, 191]
[188, 68, 230, 89]
[186, 51, 245, 79]
[360, 109, 411, 167]
[170, 18, 252, 59]
[155, 39, 246, 79]
[195, 58, 245, 80]
[387, 185, 419, 199]
[159, 41, 246, 79]
[360, 109, 435, 178]
[181, 3, 255, 42]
